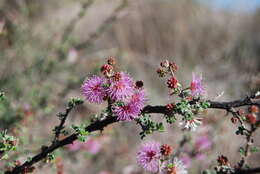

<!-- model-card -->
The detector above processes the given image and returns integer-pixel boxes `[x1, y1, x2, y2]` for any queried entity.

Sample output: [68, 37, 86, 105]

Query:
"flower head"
[137, 141, 161, 173]
[107, 72, 134, 101]
[130, 89, 146, 109]
[190, 73, 205, 97]
[180, 118, 202, 131]
[112, 102, 141, 121]
[112, 88, 146, 121]
[82, 76, 107, 104]
[160, 158, 187, 174]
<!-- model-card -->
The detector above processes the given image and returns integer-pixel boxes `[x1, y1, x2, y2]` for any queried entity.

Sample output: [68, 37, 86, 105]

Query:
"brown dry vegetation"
[0, 0, 260, 173]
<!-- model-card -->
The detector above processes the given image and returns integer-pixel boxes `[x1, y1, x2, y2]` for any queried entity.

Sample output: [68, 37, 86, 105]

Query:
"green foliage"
[164, 114, 177, 124]
[239, 147, 246, 156]
[137, 114, 165, 139]
[68, 98, 84, 108]
[71, 124, 89, 142]
[0, 93, 21, 129]
[236, 126, 247, 135]
[45, 153, 55, 163]
[250, 146, 260, 153]
[0, 130, 18, 160]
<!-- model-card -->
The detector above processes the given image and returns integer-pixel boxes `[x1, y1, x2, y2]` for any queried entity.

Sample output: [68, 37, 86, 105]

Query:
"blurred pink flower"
[180, 155, 192, 168]
[66, 138, 102, 154]
[195, 135, 212, 151]
[67, 141, 82, 152]
[82, 138, 101, 155]
[190, 73, 205, 97]
[195, 153, 206, 160]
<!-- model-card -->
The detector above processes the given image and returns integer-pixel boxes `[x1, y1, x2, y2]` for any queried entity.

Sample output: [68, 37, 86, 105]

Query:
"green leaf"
[239, 147, 246, 156]
[250, 146, 260, 153]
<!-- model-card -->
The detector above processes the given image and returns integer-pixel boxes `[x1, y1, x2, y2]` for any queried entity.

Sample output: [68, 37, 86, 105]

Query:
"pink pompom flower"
[112, 88, 146, 121]
[130, 89, 147, 110]
[137, 141, 161, 173]
[82, 76, 107, 104]
[106, 72, 134, 101]
[112, 102, 141, 121]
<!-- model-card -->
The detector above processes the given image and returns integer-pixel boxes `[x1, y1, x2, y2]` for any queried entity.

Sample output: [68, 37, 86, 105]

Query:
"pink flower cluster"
[82, 59, 146, 121]
[137, 141, 187, 174]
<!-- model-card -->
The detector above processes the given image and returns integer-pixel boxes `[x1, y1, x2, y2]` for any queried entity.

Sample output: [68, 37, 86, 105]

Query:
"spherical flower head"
[137, 141, 161, 173]
[160, 158, 187, 174]
[130, 89, 147, 109]
[107, 72, 134, 101]
[179, 118, 202, 131]
[82, 76, 107, 104]
[190, 73, 205, 97]
[113, 102, 141, 121]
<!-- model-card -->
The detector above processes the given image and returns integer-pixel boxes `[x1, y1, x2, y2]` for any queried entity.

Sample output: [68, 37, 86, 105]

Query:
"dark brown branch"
[236, 167, 260, 174]
[5, 95, 260, 174]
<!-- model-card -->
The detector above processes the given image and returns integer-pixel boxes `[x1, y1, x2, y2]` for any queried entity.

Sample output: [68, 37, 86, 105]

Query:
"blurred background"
[0, 0, 260, 173]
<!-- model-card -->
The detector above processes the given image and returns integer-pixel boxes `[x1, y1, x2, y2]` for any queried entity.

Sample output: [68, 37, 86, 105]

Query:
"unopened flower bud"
[157, 68, 166, 77]
[113, 72, 122, 81]
[231, 117, 238, 124]
[101, 64, 113, 77]
[15, 160, 21, 166]
[217, 155, 229, 165]
[246, 113, 257, 124]
[107, 56, 116, 65]
[167, 77, 178, 89]
[169, 62, 178, 72]
[160, 144, 172, 156]
[238, 109, 245, 116]
[160, 60, 170, 68]
[249, 105, 259, 113]
[166, 103, 175, 112]
[135, 81, 144, 88]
